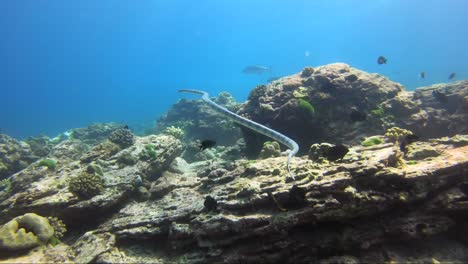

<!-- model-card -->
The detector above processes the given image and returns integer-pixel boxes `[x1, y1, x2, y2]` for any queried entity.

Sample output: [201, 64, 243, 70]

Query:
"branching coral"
[68, 169, 105, 199]
[46, 216, 67, 245]
[108, 128, 135, 148]
[164, 126, 184, 139]
[259, 141, 281, 159]
[385, 127, 413, 143]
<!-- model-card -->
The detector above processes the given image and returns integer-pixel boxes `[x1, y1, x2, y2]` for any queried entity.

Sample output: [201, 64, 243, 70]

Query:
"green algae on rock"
[37, 158, 57, 170]
[361, 136, 384, 147]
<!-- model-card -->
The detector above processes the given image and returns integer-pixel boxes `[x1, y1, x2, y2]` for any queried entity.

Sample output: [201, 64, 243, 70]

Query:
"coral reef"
[237, 63, 468, 157]
[108, 128, 135, 148]
[68, 170, 105, 199]
[49, 139, 89, 163]
[47, 217, 67, 240]
[0, 213, 54, 252]
[163, 126, 184, 139]
[308, 142, 334, 162]
[24, 135, 54, 158]
[80, 141, 121, 163]
[385, 126, 413, 143]
[238, 63, 404, 156]
[0, 134, 36, 180]
[386, 81, 468, 138]
[155, 91, 243, 162]
[259, 141, 281, 159]
[68, 123, 123, 146]
[0, 65, 467, 263]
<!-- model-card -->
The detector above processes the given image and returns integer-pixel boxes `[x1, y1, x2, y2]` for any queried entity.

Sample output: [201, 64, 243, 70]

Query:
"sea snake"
[179, 89, 299, 179]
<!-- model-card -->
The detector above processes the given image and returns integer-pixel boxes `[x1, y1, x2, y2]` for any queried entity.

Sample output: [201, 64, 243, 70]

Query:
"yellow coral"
[164, 126, 185, 139]
[384, 126, 412, 143]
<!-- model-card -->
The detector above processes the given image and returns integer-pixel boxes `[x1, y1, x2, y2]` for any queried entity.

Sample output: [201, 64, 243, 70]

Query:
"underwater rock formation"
[0, 133, 466, 263]
[0, 134, 36, 180]
[108, 128, 135, 148]
[86, 134, 466, 263]
[24, 135, 55, 158]
[0, 134, 183, 227]
[238, 63, 404, 156]
[0, 65, 468, 263]
[155, 91, 243, 162]
[0, 213, 54, 252]
[68, 123, 123, 146]
[387, 80, 468, 138]
[238, 63, 468, 157]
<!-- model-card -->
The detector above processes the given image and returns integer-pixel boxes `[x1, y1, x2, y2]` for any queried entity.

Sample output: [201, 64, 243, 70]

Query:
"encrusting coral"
[108, 128, 135, 148]
[385, 127, 413, 143]
[163, 126, 184, 139]
[259, 141, 281, 159]
[0, 213, 54, 251]
[68, 168, 105, 199]
[46, 216, 67, 240]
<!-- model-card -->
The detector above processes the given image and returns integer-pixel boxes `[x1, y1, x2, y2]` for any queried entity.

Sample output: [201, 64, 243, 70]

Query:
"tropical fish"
[349, 108, 366, 122]
[199, 139, 216, 150]
[242, 65, 272, 74]
[324, 144, 349, 161]
[377, 56, 387, 65]
[420, 72, 425, 79]
[448, 73, 456, 79]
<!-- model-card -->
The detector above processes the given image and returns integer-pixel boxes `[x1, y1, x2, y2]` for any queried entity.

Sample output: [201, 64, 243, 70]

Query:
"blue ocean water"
[1, 0, 467, 139]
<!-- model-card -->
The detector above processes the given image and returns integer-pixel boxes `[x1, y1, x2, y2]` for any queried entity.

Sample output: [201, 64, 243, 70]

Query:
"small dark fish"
[204, 196, 218, 212]
[242, 65, 272, 75]
[199, 139, 216, 150]
[400, 134, 420, 152]
[123, 125, 130, 129]
[349, 108, 366, 122]
[377, 56, 387, 65]
[448, 73, 456, 79]
[432, 90, 448, 103]
[267, 76, 281, 82]
[324, 144, 349, 162]
[420, 72, 426, 79]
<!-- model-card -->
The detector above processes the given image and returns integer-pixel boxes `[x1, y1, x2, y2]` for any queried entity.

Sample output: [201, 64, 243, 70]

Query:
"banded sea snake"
[179, 89, 299, 179]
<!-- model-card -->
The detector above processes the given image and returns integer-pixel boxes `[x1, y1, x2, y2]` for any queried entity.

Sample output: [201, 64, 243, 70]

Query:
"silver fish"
[242, 65, 272, 74]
